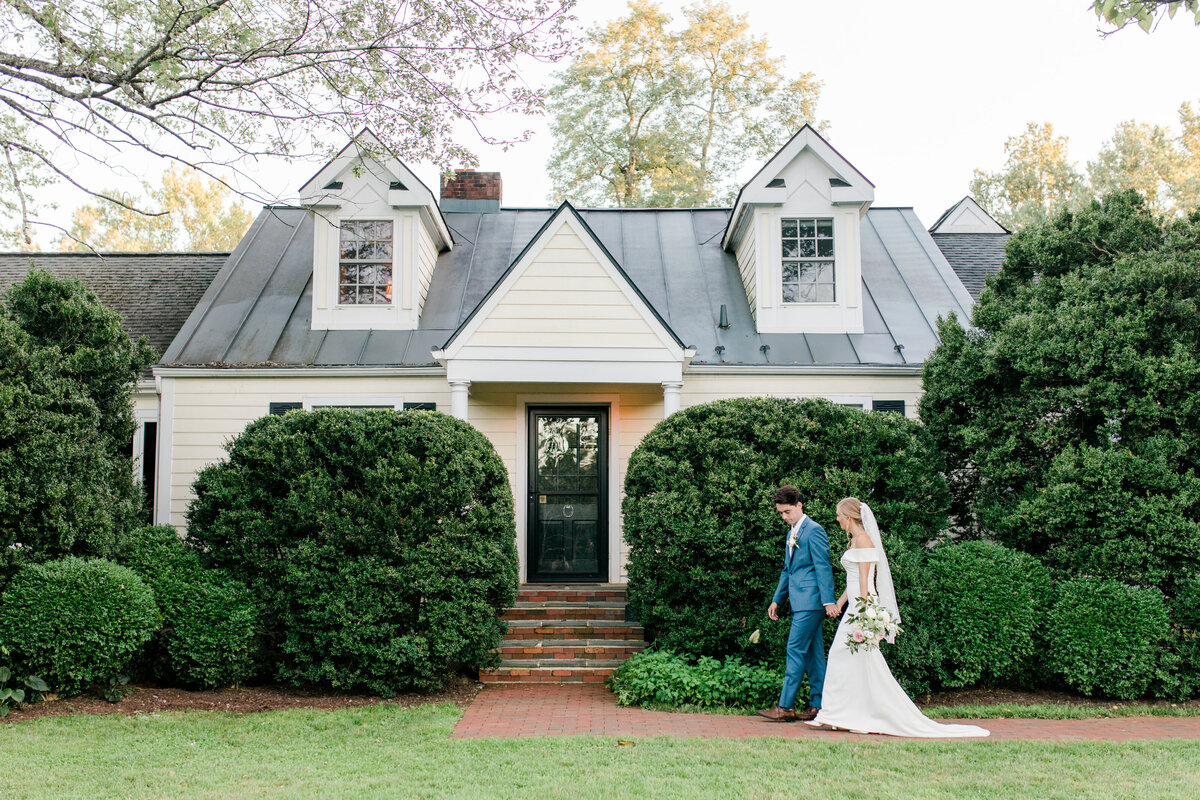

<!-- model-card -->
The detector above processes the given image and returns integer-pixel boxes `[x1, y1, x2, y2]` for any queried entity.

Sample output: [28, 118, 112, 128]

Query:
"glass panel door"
[528, 407, 607, 582]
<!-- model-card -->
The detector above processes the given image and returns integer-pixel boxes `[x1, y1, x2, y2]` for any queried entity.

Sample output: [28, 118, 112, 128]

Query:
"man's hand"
[824, 603, 839, 618]
[768, 602, 779, 621]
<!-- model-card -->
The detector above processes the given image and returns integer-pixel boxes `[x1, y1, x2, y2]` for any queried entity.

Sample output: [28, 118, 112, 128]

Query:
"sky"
[14, 0, 1200, 245]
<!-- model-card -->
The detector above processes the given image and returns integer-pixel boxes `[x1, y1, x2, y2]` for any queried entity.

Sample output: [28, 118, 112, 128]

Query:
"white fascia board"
[447, 359, 684, 384]
[152, 365, 446, 378]
[440, 209, 686, 363]
[686, 364, 924, 376]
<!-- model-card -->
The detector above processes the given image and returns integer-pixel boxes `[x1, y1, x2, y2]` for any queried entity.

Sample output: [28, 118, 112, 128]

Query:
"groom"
[757, 485, 837, 722]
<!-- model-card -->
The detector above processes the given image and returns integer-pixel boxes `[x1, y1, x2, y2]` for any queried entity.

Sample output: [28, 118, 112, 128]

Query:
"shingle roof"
[930, 233, 1009, 300]
[163, 205, 977, 369]
[0, 252, 227, 356]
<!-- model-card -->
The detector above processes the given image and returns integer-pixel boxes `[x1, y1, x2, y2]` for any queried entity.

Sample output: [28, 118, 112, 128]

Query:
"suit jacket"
[772, 515, 836, 612]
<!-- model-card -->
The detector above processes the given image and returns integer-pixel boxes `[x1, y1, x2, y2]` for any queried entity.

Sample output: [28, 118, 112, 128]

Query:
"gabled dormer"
[928, 196, 1010, 234]
[722, 126, 874, 334]
[301, 130, 452, 331]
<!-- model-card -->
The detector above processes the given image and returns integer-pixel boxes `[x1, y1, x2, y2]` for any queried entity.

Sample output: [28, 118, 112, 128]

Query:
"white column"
[449, 380, 471, 421]
[662, 381, 683, 418]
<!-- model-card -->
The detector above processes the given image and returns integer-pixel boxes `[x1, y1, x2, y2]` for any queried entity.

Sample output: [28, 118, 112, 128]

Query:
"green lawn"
[6, 703, 1200, 800]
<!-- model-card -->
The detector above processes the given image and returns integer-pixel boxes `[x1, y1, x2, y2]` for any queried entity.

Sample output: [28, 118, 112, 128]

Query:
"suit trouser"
[779, 608, 826, 709]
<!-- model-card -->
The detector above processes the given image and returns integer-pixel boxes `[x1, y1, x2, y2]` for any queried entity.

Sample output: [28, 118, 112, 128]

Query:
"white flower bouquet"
[843, 595, 901, 653]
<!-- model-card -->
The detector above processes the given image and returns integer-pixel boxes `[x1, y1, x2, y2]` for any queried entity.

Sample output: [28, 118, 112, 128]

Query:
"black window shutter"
[403, 402, 437, 411]
[872, 400, 905, 415]
[269, 402, 303, 415]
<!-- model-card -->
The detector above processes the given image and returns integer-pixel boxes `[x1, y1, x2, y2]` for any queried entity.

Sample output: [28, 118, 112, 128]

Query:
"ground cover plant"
[186, 408, 518, 695]
[3, 703, 1200, 800]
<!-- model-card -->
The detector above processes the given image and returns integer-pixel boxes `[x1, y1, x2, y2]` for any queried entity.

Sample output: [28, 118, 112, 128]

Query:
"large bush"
[623, 396, 949, 662]
[186, 408, 517, 694]
[921, 193, 1200, 592]
[924, 541, 1051, 689]
[607, 650, 782, 709]
[1045, 578, 1171, 699]
[0, 271, 155, 583]
[1166, 575, 1200, 700]
[0, 557, 159, 695]
[116, 526, 257, 689]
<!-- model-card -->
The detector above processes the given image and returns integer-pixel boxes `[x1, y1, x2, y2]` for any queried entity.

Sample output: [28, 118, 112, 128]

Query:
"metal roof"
[0, 251, 226, 357]
[161, 205, 978, 368]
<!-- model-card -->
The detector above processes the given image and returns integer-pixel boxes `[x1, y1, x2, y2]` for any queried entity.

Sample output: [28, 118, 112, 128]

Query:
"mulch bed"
[2, 676, 481, 724]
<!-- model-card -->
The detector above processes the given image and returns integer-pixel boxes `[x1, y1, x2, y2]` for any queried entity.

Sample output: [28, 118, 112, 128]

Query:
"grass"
[629, 700, 1200, 720]
[5, 703, 1200, 800]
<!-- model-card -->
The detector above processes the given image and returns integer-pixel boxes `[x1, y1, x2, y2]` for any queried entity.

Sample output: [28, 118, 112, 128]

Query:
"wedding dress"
[808, 517, 989, 738]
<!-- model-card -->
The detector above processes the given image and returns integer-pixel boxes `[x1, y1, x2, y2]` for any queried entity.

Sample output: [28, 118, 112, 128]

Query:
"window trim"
[780, 216, 836, 305]
[302, 396, 404, 411]
[774, 393, 873, 411]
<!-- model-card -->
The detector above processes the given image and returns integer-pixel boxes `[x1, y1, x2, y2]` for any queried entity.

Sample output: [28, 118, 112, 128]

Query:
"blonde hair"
[836, 497, 863, 547]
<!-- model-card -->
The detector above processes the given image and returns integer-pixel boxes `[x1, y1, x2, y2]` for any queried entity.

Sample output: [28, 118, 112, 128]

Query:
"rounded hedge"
[924, 541, 1051, 688]
[0, 557, 159, 695]
[1167, 575, 1200, 699]
[186, 408, 518, 694]
[623, 397, 950, 662]
[1045, 578, 1171, 699]
[116, 526, 257, 689]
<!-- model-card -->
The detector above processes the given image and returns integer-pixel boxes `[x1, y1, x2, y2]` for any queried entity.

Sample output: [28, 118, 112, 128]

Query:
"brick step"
[501, 605, 627, 622]
[516, 585, 627, 604]
[498, 657, 625, 669]
[497, 641, 646, 660]
[479, 666, 615, 684]
[502, 621, 645, 641]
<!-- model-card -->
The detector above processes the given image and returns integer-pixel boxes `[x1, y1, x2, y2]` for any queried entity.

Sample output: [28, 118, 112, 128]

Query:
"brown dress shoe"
[796, 707, 820, 721]
[756, 705, 798, 722]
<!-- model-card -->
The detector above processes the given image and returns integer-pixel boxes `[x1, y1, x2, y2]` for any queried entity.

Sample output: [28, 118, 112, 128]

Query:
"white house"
[1, 126, 1007, 586]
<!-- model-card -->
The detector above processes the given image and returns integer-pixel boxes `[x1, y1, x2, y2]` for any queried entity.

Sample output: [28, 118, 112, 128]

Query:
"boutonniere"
[787, 534, 798, 549]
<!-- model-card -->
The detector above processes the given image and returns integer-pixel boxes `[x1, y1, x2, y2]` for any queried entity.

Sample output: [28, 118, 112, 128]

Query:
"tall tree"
[547, 0, 822, 208]
[1092, 1, 1200, 33]
[969, 123, 1089, 230]
[0, 0, 577, 246]
[59, 165, 254, 252]
[1087, 121, 1178, 215]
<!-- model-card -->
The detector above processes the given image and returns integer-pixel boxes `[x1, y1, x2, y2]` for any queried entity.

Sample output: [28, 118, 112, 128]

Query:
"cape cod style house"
[0, 126, 1010, 589]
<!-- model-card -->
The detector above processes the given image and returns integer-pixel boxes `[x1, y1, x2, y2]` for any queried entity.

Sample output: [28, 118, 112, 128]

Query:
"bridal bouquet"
[843, 596, 900, 653]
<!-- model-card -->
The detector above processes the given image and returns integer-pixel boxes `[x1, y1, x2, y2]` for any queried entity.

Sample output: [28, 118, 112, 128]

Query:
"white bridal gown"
[809, 547, 990, 738]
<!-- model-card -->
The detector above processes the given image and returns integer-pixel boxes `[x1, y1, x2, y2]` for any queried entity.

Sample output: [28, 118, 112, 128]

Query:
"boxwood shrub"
[1045, 578, 1171, 699]
[1166, 575, 1200, 699]
[116, 526, 257, 689]
[607, 649, 782, 709]
[0, 557, 159, 695]
[186, 408, 517, 695]
[623, 397, 949, 663]
[924, 541, 1051, 688]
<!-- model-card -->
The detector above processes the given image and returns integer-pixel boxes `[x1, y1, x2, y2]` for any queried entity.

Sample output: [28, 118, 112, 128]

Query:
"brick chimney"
[439, 169, 502, 213]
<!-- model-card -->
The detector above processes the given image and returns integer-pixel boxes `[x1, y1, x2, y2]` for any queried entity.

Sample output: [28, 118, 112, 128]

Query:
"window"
[338, 220, 393, 305]
[872, 400, 906, 415]
[781, 218, 835, 303]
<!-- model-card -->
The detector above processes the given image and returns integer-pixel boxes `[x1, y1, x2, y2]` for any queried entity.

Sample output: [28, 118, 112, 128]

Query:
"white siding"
[416, 223, 438, 315]
[679, 373, 923, 418]
[736, 218, 757, 317]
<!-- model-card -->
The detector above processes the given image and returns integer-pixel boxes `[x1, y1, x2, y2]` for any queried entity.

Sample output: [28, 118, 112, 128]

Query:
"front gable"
[433, 204, 692, 383]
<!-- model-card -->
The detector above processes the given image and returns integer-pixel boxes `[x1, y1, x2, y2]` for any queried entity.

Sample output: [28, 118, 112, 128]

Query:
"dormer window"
[781, 218, 835, 303]
[338, 221, 394, 305]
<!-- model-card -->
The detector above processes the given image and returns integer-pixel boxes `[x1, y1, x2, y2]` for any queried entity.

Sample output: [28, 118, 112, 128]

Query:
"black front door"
[527, 406, 608, 582]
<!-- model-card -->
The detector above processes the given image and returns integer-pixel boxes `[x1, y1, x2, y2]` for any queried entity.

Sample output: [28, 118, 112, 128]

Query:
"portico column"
[662, 381, 683, 418]
[449, 380, 471, 421]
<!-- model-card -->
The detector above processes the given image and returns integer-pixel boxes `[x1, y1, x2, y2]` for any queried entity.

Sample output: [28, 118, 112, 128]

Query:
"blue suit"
[771, 515, 836, 710]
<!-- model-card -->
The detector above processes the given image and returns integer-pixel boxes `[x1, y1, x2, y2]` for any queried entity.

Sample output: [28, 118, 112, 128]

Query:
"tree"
[58, 164, 253, 252]
[920, 192, 1200, 594]
[546, 0, 822, 207]
[969, 122, 1089, 229]
[1088, 121, 1178, 215]
[0, 0, 577, 245]
[0, 271, 155, 583]
[1092, 1, 1200, 33]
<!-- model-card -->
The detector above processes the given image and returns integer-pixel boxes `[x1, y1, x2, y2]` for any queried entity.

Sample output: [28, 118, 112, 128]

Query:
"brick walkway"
[451, 684, 1200, 741]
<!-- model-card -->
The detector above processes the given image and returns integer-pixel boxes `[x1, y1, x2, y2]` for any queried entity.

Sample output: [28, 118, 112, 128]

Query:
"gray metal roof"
[0, 251, 226, 356]
[162, 205, 978, 368]
[930, 232, 1009, 300]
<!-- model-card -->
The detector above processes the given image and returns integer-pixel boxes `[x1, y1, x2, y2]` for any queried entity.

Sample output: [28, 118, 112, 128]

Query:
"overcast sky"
[15, 1, 1200, 245]
[405, 0, 1200, 225]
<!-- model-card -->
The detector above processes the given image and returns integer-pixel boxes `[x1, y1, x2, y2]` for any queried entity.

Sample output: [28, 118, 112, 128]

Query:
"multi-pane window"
[338, 220, 393, 304]
[781, 218, 835, 303]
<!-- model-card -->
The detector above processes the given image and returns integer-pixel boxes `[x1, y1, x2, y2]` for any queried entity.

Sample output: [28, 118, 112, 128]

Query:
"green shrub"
[1166, 575, 1200, 700]
[115, 526, 257, 688]
[1046, 578, 1170, 699]
[878, 543, 943, 697]
[924, 541, 1051, 688]
[186, 408, 517, 695]
[0, 557, 159, 695]
[607, 649, 782, 709]
[622, 397, 949, 663]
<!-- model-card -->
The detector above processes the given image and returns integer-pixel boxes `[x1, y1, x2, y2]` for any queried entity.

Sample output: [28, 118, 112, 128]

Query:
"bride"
[808, 497, 989, 738]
